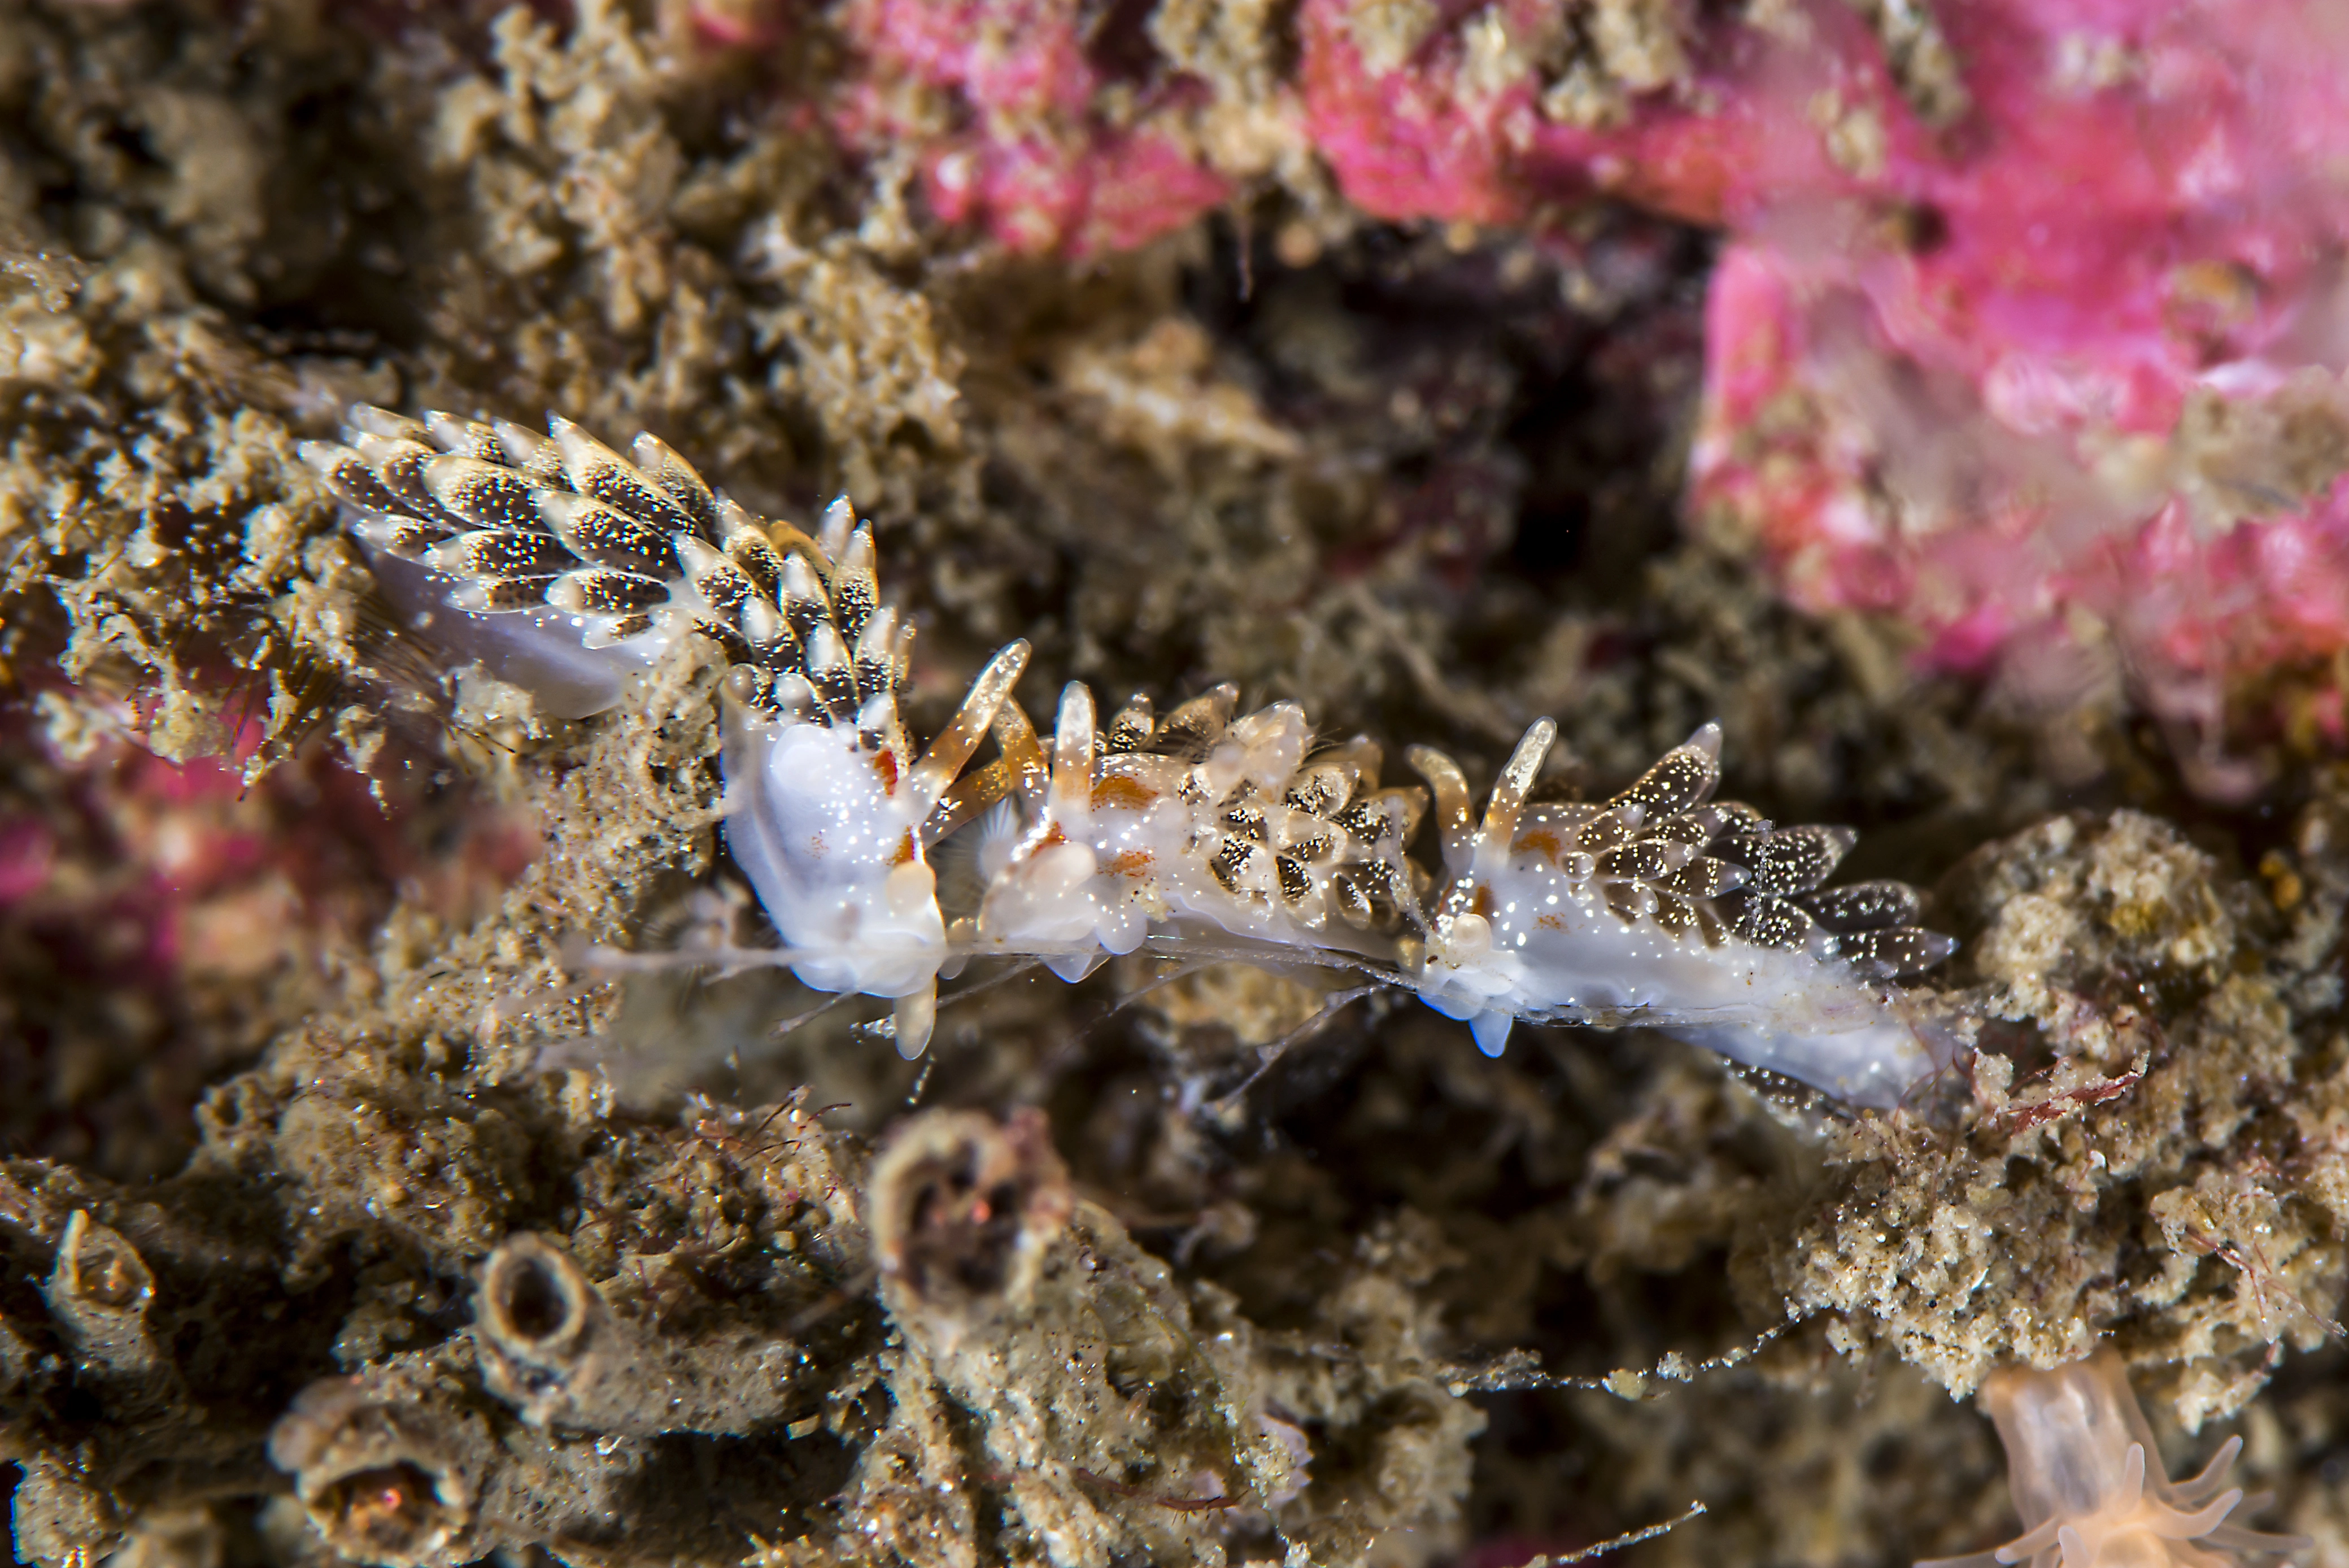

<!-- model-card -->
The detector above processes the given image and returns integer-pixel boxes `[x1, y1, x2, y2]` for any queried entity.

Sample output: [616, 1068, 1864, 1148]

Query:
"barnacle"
[40, 1212, 160, 1377]
[267, 1379, 480, 1568]
[37, 1210, 187, 1423]
[1921, 1352, 2308, 1568]
[473, 1232, 808, 1436]
[473, 1235, 614, 1429]
[869, 1107, 1074, 1321]
[315, 406, 1961, 1105]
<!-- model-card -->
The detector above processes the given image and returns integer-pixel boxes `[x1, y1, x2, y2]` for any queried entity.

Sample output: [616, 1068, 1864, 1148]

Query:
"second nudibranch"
[310, 408, 1959, 1103]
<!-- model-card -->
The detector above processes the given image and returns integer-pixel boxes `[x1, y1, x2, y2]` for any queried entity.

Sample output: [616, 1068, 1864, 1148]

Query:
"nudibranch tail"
[1406, 714, 1959, 1105]
[321, 407, 1963, 1105]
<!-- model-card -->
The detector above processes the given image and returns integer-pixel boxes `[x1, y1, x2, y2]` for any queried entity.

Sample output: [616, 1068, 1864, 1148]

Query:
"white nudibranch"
[308, 408, 1962, 1107]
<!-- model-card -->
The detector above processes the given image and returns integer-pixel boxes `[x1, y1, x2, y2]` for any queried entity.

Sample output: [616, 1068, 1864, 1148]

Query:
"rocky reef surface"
[3, 2, 2348, 1567]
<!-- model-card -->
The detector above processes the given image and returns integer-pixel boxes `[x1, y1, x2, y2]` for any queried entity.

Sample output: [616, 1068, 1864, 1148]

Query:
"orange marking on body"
[1108, 850, 1153, 878]
[1470, 885, 1494, 918]
[1093, 776, 1156, 812]
[892, 830, 916, 865]
[871, 748, 900, 790]
[1514, 826, 1563, 861]
[1536, 912, 1566, 930]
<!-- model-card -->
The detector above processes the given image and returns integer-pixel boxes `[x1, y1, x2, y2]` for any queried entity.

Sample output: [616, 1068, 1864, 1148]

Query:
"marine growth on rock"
[10, 5, 2349, 1566]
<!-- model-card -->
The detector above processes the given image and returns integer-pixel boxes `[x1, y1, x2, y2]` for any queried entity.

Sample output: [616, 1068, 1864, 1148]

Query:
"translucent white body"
[1414, 800, 1936, 1107]
[722, 716, 945, 999]
[715, 637, 1032, 1056]
[969, 692, 1408, 981]
[363, 549, 671, 720]
[946, 690, 1950, 1107]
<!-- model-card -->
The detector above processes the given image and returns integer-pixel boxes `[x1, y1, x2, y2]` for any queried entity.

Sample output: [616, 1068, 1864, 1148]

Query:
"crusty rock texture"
[3, 4, 2347, 1568]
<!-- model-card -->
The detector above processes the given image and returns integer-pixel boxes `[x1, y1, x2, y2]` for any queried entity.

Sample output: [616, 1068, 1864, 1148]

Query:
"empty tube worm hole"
[480, 1236, 595, 1363]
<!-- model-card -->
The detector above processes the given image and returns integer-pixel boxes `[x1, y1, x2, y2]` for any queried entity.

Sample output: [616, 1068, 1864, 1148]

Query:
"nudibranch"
[1921, 1352, 2306, 1568]
[307, 408, 1959, 1106]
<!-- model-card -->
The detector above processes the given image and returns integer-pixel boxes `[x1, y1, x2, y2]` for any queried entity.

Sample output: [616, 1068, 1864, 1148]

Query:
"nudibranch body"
[1921, 1351, 2306, 1568]
[1403, 720, 1953, 1103]
[308, 408, 1959, 1105]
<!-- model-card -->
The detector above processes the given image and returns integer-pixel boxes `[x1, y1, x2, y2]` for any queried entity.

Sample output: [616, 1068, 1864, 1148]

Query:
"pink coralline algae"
[822, 0, 2349, 773]
[1670, 1, 2349, 781]
[0, 692, 538, 1172]
[1306, 0, 2349, 769]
